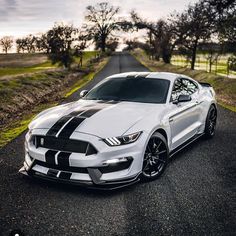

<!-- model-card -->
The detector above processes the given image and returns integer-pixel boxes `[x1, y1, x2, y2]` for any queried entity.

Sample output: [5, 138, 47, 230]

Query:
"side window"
[171, 78, 183, 101]
[182, 79, 198, 96]
[171, 78, 198, 101]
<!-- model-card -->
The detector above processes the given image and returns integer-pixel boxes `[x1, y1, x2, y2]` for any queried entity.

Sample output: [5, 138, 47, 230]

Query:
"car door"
[169, 78, 202, 150]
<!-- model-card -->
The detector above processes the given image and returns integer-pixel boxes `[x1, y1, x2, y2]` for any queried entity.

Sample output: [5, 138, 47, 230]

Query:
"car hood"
[29, 100, 164, 138]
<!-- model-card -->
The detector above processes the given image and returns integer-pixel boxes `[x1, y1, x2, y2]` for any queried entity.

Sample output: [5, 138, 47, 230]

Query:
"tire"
[204, 105, 217, 139]
[141, 132, 169, 181]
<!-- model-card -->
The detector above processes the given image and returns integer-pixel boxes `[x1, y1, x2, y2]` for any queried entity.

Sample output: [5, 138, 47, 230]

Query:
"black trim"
[27, 168, 140, 190]
[34, 159, 88, 173]
[170, 133, 204, 158]
[59, 172, 72, 180]
[47, 169, 58, 177]
[57, 117, 85, 139]
[199, 82, 211, 87]
[57, 152, 71, 167]
[34, 136, 97, 155]
[85, 144, 97, 156]
[45, 150, 57, 165]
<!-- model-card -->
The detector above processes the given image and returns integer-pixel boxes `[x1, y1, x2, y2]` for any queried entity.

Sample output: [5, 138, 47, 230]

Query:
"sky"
[0, 0, 197, 51]
[0, 0, 198, 36]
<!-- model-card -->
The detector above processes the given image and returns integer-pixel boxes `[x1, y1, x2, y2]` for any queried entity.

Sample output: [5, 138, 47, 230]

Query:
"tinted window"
[85, 77, 170, 104]
[171, 78, 198, 101]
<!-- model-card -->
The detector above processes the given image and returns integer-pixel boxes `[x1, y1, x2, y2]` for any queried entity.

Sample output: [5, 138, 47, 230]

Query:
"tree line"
[0, 0, 235, 70]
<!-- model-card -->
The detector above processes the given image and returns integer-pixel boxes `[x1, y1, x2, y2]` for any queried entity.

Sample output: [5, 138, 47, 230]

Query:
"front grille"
[33, 136, 97, 156]
[34, 160, 88, 173]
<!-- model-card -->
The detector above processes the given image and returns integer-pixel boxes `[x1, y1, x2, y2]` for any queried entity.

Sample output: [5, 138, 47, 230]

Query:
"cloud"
[0, 0, 197, 37]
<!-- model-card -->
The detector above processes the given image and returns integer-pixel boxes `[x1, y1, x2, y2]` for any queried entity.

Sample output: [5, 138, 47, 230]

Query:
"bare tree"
[84, 2, 120, 52]
[0, 36, 13, 54]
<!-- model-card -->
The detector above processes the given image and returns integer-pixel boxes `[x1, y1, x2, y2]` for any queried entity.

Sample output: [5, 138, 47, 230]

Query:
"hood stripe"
[46, 101, 120, 139]
[46, 109, 87, 137]
[57, 117, 86, 139]
[57, 108, 105, 139]
[80, 108, 101, 118]
[46, 116, 72, 136]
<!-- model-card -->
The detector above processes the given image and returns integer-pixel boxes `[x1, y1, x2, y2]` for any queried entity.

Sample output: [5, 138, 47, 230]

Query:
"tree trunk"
[101, 35, 106, 52]
[162, 50, 171, 63]
[190, 40, 198, 70]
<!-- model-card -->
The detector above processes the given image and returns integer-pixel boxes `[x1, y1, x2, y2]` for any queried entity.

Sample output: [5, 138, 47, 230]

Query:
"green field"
[171, 54, 236, 78]
[0, 51, 99, 77]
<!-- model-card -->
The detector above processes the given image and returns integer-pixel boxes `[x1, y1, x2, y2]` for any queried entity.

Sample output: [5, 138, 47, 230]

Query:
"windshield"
[84, 77, 170, 104]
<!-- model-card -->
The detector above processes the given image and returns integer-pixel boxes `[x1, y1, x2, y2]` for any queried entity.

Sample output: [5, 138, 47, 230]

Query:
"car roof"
[108, 72, 187, 82]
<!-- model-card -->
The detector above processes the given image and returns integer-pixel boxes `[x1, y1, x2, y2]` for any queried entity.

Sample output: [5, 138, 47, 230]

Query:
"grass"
[132, 49, 236, 112]
[0, 54, 109, 148]
[0, 61, 58, 77]
[0, 51, 99, 77]
[171, 54, 236, 78]
[0, 103, 56, 147]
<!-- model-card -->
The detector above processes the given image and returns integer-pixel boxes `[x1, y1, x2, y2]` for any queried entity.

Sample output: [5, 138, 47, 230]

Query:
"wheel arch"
[154, 128, 168, 143]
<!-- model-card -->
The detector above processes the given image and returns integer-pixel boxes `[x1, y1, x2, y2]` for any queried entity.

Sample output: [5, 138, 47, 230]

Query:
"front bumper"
[20, 129, 147, 190]
[19, 163, 140, 190]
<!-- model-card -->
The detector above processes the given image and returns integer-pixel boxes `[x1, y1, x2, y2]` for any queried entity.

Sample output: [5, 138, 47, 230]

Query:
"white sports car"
[20, 72, 217, 189]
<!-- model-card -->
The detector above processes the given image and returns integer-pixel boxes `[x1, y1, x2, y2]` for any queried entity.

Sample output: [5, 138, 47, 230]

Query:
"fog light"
[103, 157, 132, 165]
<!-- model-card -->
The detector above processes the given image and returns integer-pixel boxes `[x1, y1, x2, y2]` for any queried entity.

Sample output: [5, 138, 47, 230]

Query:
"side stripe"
[57, 117, 85, 139]
[45, 150, 58, 165]
[57, 152, 71, 167]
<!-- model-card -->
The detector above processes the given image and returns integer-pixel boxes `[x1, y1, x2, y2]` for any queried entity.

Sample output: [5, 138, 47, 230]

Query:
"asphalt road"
[0, 52, 235, 236]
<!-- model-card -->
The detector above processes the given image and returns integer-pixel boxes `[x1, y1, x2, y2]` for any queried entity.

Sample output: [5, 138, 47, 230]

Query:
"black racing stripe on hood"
[57, 117, 86, 139]
[46, 116, 72, 136]
[46, 109, 86, 137]
[80, 108, 101, 118]
[46, 100, 119, 139]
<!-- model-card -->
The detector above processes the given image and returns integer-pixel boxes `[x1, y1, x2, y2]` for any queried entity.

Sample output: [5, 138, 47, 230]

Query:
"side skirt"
[169, 133, 205, 158]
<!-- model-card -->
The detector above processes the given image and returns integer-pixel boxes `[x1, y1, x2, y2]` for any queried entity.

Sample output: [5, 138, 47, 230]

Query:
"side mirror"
[173, 94, 191, 104]
[80, 90, 88, 98]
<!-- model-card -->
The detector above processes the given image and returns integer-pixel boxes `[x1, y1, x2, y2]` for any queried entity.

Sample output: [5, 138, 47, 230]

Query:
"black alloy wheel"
[205, 105, 217, 138]
[142, 132, 169, 181]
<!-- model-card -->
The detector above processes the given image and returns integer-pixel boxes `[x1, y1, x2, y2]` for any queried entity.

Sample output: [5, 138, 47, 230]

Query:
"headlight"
[103, 131, 142, 146]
